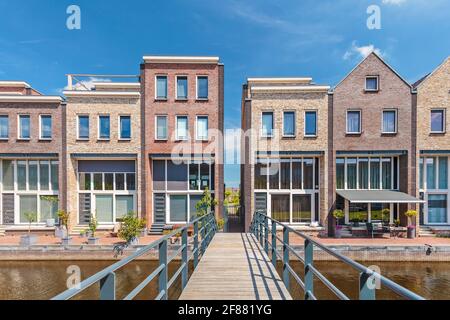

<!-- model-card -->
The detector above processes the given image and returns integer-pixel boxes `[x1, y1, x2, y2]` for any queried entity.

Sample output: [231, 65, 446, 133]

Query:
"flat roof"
[0, 81, 31, 88]
[143, 56, 219, 64]
[337, 190, 425, 204]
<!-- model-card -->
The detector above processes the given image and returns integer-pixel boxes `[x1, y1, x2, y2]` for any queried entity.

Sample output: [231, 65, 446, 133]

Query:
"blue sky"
[1, 0, 449, 187]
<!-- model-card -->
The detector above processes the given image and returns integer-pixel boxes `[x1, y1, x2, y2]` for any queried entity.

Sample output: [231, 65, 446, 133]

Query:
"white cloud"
[343, 41, 385, 60]
[382, 0, 407, 5]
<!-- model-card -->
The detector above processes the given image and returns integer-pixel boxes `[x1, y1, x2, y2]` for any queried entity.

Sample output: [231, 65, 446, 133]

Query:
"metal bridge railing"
[52, 212, 217, 300]
[251, 211, 425, 300]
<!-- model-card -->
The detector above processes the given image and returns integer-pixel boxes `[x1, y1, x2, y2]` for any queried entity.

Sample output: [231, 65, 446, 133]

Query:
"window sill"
[118, 138, 131, 141]
[346, 132, 362, 136]
[175, 98, 189, 102]
[304, 135, 317, 138]
[76, 138, 89, 141]
[196, 138, 209, 142]
[39, 138, 52, 141]
[430, 131, 446, 135]
[196, 98, 209, 102]
[155, 98, 168, 101]
[17, 138, 31, 141]
[175, 139, 189, 142]
[364, 89, 379, 93]
[155, 138, 168, 141]
[381, 132, 397, 136]
[97, 138, 111, 142]
[260, 136, 273, 139]
[0, 138, 9, 141]
[282, 135, 296, 139]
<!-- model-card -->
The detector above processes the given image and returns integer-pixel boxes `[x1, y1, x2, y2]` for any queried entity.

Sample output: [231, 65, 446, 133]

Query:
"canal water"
[0, 260, 449, 300]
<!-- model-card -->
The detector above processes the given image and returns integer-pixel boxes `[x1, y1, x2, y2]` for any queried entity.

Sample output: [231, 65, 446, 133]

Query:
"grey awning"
[337, 190, 425, 204]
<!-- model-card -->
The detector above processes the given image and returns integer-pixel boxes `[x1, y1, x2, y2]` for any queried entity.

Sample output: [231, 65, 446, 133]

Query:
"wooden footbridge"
[52, 212, 424, 301]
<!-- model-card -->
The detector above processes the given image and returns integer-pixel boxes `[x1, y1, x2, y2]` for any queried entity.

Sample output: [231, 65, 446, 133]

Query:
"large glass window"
[261, 112, 273, 137]
[269, 160, 280, 189]
[431, 110, 445, 133]
[346, 158, 357, 189]
[419, 157, 424, 190]
[428, 194, 447, 224]
[28, 161, 38, 191]
[156, 76, 168, 99]
[176, 76, 188, 99]
[79, 173, 91, 191]
[119, 116, 131, 139]
[358, 158, 369, 189]
[170, 195, 188, 222]
[17, 160, 27, 190]
[39, 161, 50, 190]
[271, 195, 290, 223]
[305, 111, 317, 136]
[381, 158, 392, 189]
[20, 195, 37, 223]
[283, 112, 295, 137]
[190, 195, 203, 220]
[156, 116, 168, 140]
[2, 160, 14, 191]
[40, 115, 52, 139]
[197, 76, 208, 99]
[0, 115, 9, 139]
[280, 160, 290, 189]
[200, 163, 210, 190]
[126, 173, 136, 191]
[382, 110, 396, 133]
[196, 116, 208, 140]
[426, 158, 436, 189]
[176, 116, 188, 140]
[96, 195, 113, 223]
[78, 116, 89, 139]
[370, 158, 380, 189]
[40, 196, 58, 222]
[116, 195, 134, 220]
[19, 115, 30, 139]
[303, 158, 314, 189]
[167, 161, 188, 190]
[255, 161, 267, 190]
[99, 115, 110, 139]
[336, 158, 345, 189]
[292, 160, 302, 189]
[189, 163, 199, 190]
[347, 111, 361, 134]
[51, 161, 59, 191]
[292, 195, 311, 223]
[371, 203, 390, 223]
[349, 203, 368, 223]
[439, 157, 448, 189]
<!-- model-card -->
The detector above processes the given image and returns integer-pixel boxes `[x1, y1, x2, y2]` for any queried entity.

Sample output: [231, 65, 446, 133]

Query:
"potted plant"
[118, 212, 146, 246]
[20, 212, 38, 246]
[394, 219, 401, 227]
[58, 210, 72, 245]
[405, 210, 418, 239]
[195, 187, 218, 217]
[332, 209, 345, 238]
[88, 216, 99, 245]
[381, 208, 391, 224]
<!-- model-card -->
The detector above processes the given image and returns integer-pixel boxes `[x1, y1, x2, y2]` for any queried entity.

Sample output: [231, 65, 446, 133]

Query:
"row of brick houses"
[242, 52, 450, 235]
[0, 56, 224, 235]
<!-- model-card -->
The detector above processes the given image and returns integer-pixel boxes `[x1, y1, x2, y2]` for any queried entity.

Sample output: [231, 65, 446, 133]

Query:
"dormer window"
[365, 76, 379, 92]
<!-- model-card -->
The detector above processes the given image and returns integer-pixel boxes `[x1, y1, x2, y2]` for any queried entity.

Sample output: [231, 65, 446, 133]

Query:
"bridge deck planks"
[179, 233, 292, 300]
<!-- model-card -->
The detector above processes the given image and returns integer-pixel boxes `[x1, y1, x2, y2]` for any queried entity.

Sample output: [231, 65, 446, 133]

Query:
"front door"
[153, 193, 166, 224]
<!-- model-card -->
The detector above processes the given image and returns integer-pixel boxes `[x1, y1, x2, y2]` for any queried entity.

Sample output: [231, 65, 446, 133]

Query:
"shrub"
[118, 212, 146, 244]
[89, 216, 98, 238]
[57, 210, 70, 237]
[404, 210, 418, 226]
[24, 212, 37, 234]
[332, 209, 344, 226]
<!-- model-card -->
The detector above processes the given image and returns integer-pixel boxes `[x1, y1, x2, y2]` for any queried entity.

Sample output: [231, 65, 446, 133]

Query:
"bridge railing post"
[201, 221, 207, 255]
[264, 215, 269, 254]
[304, 239, 314, 300]
[282, 226, 290, 291]
[359, 271, 376, 300]
[271, 221, 277, 268]
[193, 220, 199, 268]
[158, 238, 168, 300]
[99, 272, 116, 300]
[259, 214, 263, 246]
[181, 227, 188, 290]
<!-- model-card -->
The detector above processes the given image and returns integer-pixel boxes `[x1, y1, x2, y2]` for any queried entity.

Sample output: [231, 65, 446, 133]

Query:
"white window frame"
[0, 114, 9, 140]
[304, 110, 318, 137]
[155, 75, 168, 100]
[77, 115, 90, 140]
[365, 76, 379, 92]
[39, 114, 52, 140]
[261, 111, 274, 138]
[346, 110, 362, 135]
[118, 115, 132, 140]
[97, 114, 110, 140]
[282, 111, 296, 138]
[381, 109, 398, 134]
[430, 109, 446, 134]
[155, 115, 168, 141]
[18, 114, 31, 140]
[196, 75, 209, 100]
[175, 75, 189, 100]
[175, 115, 189, 141]
[195, 116, 209, 141]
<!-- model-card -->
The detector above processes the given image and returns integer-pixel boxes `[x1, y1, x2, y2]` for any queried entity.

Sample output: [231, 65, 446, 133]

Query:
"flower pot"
[407, 226, 416, 239]
[46, 218, 55, 227]
[129, 237, 139, 246]
[61, 237, 72, 246]
[88, 237, 99, 245]
[55, 227, 64, 238]
[20, 234, 38, 246]
[335, 226, 342, 238]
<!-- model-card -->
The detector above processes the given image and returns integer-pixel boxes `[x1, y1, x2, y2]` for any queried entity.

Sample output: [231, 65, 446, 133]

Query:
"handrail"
[251, 211, 425, 300]
[52, 212, 217, 300]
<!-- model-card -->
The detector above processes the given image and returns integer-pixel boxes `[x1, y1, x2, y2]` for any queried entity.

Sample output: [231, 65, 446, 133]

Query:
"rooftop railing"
[52, 212, 217, 300]
[251, 211, 425, 300]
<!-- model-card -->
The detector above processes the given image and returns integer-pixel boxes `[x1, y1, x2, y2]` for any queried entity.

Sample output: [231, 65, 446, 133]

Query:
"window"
[269, 160, 280, 189]
[116, 195, 134, 220]
[176, 116, 188, 140]
[426, 158, 436, 189]
[170, 195, 188, 222]
[40, 115, 52, 139]
[283, 112, 295, 137]
[428, 194, 448, 224]
[19, 195, 38, 223]
[382, 110, 397, 133]
[280, 160, 290, 189]
[370, 158, 380, 189]
[347, 158, 357, 189]
[189, 163, 199, 190]
[271, 195, 290, 223]
[98, 115, 110, 139]
[347, 111, 361, 134]
[40, 161, 50, 190]
[358, 158, 369, 189]
[119, 116, 131, 140]
[197, 76, 208, 99]
[156, 76, 168, 99]
[439, 157, 448, 189]
[261, 112, 274, 137]
[96, 195, 114, 223]
[431, 109, 445, 133]
[156, 116, 168, 140]
[40, 196, 58, 222]
[305, 111, 317, 136]
[293, 195, 312, 223]
[0, 115, 8, 139]
[18, 115, 30, 139]
[176, 76, 188, 100]
[2, 160, 14, 190]
[303, 158, 314, 189]
[336, 158, 345, 189]
[254, 161, 267, 189]
[196, 116, 208, 140]
[365, 76, 379, 91]
[78, 115, 89, 139]
[381, 158, 392, 189]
